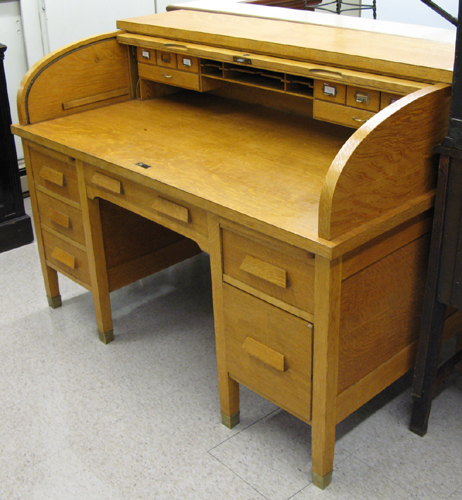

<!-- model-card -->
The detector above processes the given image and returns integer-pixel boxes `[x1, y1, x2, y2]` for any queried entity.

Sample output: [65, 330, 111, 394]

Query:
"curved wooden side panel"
[318, 84, 451, 241]
[17, 32, 131, 125]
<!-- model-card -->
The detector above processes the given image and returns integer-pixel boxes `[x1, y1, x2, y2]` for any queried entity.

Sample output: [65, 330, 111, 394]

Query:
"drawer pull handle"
[240, 255, 287, 288]
[243, 337, 285, 372]
[152, 198, 190, 223]
[355, 91, 370, 104]
[162, 73, 173, 79]
[164, 43, 188, 50]
[40, 167, 65, 187]
[48, 208, 71, 229]
[51, 246, 76, 269]
[91, 173, 123, 194]
[309, 68, 343, 78]
[352, 117, 367, 123]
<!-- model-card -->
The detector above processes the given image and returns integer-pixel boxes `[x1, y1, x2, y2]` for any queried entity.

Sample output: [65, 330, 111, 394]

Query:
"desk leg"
[78, 165, 113, 343]
[311, 256, 342, 489]
[208, 215, 240, 427]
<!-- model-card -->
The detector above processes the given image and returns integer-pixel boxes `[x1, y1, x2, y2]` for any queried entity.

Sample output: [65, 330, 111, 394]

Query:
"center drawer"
[222, 228, 314, 314]
[85, 165, 209, 246]
[223, 284, 312, 423]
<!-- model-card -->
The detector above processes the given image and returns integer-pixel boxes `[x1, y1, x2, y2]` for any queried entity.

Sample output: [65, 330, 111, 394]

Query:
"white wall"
[362, 0, 458, 29]
[42, 0, 156, 52]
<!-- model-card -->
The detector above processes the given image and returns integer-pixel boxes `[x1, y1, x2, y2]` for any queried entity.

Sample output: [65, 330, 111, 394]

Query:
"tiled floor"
[1, 198, 461, 500]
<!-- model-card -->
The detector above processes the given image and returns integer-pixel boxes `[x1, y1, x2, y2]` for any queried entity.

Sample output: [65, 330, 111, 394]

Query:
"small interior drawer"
[313, 99, 376, 128]
[222, 228, 314, 314]
[137, 47, 156, 65]
[346, 86, 380, 112]
[313, 80, 346, 104]
[37, 190, 85, 246]
[223, 284, 312, 423]
[138, 62, 201, 91]
[157, 51, 177, 68]
[42, 230, 90, 285]
[177, 55, 199, 73]
[29, 147, 80, 204]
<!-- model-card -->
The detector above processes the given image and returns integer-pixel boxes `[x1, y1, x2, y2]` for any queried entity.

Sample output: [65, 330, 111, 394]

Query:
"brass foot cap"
[47, 295, 62, 309]
[98, 329, 114, 344]
[312, 471, 333, 489]
[221, 411, 240, 429]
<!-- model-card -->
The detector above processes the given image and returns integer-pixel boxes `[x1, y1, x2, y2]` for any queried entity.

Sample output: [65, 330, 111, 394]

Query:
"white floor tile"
[0, 197, 461, 499]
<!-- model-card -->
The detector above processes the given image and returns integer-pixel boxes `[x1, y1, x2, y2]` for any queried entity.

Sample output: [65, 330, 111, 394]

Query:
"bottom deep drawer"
[223, 284, 312, 423]
[42, 230, 90, 286]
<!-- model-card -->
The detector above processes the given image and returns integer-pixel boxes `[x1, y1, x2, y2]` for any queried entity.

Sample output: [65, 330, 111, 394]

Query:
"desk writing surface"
[15, 92, 351, 242]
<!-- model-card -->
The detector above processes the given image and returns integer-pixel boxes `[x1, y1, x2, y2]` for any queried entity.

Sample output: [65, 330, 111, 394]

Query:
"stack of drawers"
[221, 226, 315, 423]
[28, 144, 90, 289]
[313, 80, 401, 128]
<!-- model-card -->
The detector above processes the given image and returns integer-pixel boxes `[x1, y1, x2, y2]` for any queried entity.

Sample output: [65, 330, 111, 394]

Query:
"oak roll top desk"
[11, 6, 458, 488]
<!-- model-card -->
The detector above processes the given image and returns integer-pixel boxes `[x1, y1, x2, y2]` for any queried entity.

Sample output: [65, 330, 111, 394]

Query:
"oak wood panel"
[337, 234, 429, 394]
[341, 213, 431, 280]
[224, 284, 313, 423]
[117, 11, 454, 83]
[17, 33, 130, 125]
[319, 84, 451, 240]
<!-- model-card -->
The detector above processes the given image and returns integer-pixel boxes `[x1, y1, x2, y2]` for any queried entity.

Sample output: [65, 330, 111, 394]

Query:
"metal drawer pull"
[355, 91, 371, 104]
[152, 198, 190, 223]
[40, 167, 65, 187]
[162, 73, 173, 79]
[48, 208, 71, 228]
[240, 255, 287, 288]
[323, 83, 337, 97]
[352, 117, 367, 123]
[51, 246, 76, 269]
[91, 173, 123, 194]
[243, 337, 285, 372]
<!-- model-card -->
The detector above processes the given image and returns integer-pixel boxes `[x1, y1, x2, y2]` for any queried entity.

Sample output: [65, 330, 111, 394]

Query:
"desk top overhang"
[117, 9, 455, 84]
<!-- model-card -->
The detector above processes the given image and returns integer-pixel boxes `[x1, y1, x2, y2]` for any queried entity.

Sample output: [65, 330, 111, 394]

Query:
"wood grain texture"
[319, 84, 451, 240]
[338, 234, 429, 394]
[208, 214, 240, 421]
[17, 33, 130, 125]
[239, 255, 287, 288]
[14, 94, 351, 246]
[311, 255, 342, 480]
[224, 283, 312, 423]
[117, 11, 454, 83]
[242, 336, 286, 372]
[222, 228, 315, 313]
